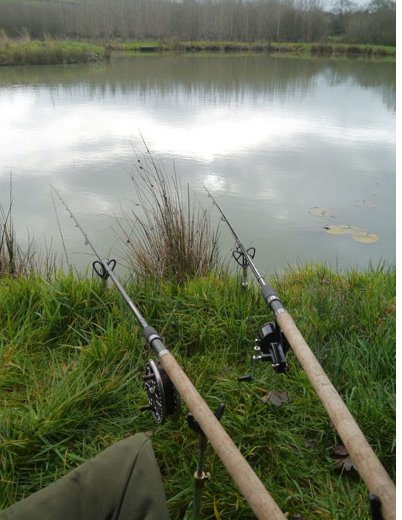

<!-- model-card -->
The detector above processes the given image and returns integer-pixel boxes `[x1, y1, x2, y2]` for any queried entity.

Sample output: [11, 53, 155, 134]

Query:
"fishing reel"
[141, 360, 181, 424]
[238, 321, 289, 382]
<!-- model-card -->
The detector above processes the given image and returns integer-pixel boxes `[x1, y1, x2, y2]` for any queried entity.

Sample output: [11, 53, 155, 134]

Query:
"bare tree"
[0, 0, 392, 45]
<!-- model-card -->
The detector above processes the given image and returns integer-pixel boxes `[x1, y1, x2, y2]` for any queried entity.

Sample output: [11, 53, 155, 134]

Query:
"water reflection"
[0, 54, 395, 274]
[0, 82, 394, 168]
[0, 55, 395, 110]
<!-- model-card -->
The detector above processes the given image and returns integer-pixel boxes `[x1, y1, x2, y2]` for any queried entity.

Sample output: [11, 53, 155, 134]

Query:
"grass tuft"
[0, 183, 55, 278]
[0, 187, 35, 278]
[116, 150, 225, 284]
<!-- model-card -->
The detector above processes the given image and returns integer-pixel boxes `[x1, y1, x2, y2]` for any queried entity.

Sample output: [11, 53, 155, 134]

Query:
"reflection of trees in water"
[0, 56, 319, 101]
[321, 60, 395, 112]
[0, 55, 395, 111]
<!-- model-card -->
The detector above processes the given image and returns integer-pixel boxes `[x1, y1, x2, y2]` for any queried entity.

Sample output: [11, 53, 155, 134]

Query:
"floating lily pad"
[324, 224, 379, 244]
[352, 230, 379, 243]
[324, 225, 353, 235]
[309, 207, 332, 217]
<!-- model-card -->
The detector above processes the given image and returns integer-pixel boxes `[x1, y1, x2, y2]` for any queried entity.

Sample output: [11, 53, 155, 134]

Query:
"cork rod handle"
[276, 311, 396, 520]
[159, 351, 286, 520]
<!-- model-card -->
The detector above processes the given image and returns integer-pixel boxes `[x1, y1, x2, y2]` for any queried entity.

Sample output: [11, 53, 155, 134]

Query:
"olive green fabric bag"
[0, 433, 169, 520]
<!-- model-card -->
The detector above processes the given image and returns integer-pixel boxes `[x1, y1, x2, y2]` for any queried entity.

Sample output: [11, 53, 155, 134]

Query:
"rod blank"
[206, 187, 396, 520]
[53, 187, 286, 520]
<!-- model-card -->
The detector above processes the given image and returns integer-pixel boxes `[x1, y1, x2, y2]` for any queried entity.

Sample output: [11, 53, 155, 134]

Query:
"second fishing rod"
[52, 186, 286, 520]
[204, 186, 396, 520]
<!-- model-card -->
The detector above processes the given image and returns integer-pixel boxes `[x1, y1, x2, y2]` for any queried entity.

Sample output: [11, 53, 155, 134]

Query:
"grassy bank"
[0, 38, 395, 65]
[112, 39, 396, 58]
[0, 265, 395, 518]
[0, 40, 106, 66]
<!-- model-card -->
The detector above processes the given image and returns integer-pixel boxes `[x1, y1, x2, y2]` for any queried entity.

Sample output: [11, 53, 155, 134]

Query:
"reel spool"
[256, 321, 290, 373]
[238, 321, 289, 382]
[143, 360, 181, 424]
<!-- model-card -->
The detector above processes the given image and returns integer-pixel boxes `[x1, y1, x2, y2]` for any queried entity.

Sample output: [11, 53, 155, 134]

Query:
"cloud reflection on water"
[0, 55, 395, 273]
[0, 90, 395, 174]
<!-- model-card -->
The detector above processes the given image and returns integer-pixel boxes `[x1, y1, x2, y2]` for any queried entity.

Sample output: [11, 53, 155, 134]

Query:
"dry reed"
[117, 151, 225, 283]
[0, 180, 55, 277]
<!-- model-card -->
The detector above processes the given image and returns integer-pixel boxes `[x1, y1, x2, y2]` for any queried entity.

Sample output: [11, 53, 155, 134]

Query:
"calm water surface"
[0, 54, 395, 275]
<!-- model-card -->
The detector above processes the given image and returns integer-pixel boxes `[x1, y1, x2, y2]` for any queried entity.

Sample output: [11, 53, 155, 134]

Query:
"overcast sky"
[322, 0, 369, 9]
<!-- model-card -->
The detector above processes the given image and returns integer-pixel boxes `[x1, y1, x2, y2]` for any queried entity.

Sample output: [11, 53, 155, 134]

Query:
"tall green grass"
[0, 265, 395, 518]
[111, 39, 396, 58]
[116, 150, 225, 284]
[0, 35, 395, 66]
[0, 39, 106, 66]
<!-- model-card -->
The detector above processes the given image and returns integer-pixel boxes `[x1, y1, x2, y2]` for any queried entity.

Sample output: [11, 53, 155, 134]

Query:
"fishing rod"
[204, 186, 396, 520]
[51, 186, 286, 520]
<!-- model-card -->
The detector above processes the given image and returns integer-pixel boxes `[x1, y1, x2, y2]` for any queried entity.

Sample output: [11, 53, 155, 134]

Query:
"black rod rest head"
[232, 247, 256, 268]
[92, 259, 116, 280]
[188, 403, 225, 436]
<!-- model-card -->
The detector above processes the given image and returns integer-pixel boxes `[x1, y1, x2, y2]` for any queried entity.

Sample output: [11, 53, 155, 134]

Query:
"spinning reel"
[141, 360, 181, 424]
[254, 321, 289, 373]
[239, 320, 290, 382]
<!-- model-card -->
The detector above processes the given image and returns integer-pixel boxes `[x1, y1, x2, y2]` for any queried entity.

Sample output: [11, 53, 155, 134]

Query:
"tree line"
[0, 0, 396, 46]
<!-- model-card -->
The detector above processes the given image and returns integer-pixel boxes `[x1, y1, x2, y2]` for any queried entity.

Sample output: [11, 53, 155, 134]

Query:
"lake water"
[0, 54, 395, 276]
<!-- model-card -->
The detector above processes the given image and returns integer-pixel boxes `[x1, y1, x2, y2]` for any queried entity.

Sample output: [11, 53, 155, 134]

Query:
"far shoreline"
[0, 39, 396, 66]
